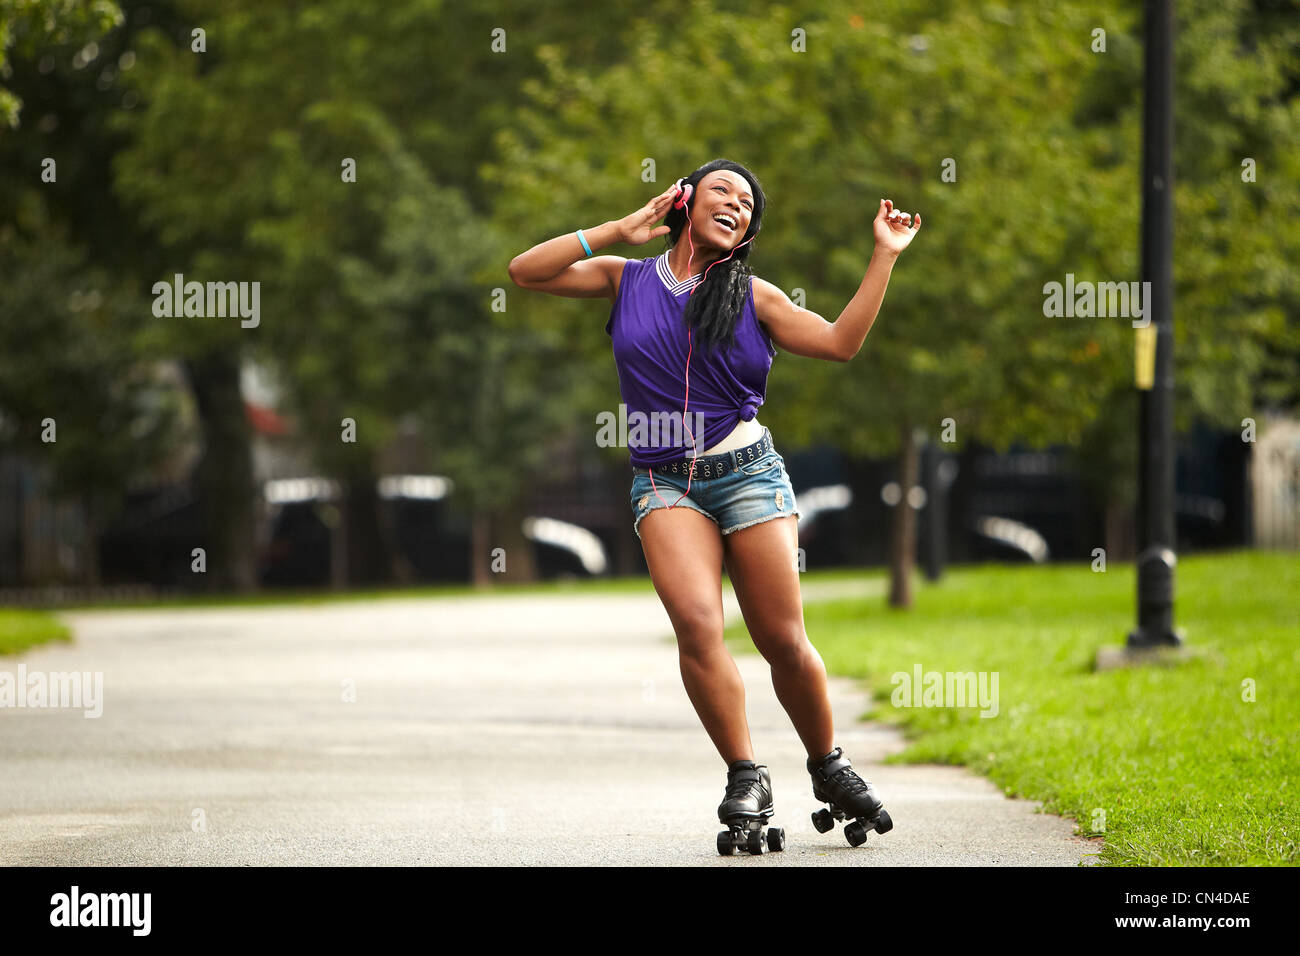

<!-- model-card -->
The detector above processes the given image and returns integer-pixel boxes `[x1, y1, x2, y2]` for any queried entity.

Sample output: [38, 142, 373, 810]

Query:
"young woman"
[508, 159, 921, 853]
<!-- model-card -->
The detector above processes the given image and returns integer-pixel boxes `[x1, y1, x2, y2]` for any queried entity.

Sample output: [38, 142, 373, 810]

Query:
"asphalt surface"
[0, 582, 1096, 865]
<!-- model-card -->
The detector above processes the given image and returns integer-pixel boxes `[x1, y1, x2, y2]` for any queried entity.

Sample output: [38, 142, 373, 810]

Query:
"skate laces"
[816, 750, 869, 795]
[725, 773, 760, 800]
[831, 767, 869, 796]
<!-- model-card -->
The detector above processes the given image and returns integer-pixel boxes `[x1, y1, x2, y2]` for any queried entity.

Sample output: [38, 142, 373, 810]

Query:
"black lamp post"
[1128, 0, 1183, 649]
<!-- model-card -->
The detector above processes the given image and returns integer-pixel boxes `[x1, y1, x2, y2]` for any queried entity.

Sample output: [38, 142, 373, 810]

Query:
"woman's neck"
[667, 240, 722, 283]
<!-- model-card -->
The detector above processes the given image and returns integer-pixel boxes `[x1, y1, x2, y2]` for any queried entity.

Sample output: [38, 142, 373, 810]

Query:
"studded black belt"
[642, 427, 774, 480]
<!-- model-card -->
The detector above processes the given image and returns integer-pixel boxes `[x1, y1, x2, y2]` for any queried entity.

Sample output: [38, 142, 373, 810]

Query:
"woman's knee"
[753, 626, 813, 670]
[672, 603, 726, 658]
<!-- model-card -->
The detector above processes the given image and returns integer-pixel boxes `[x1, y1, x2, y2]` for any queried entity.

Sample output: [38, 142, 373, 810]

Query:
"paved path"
[0, 582, 1096, 865]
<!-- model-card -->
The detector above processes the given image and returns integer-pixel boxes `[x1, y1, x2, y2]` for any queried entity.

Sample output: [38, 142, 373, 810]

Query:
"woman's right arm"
[507, 185, 679, 300]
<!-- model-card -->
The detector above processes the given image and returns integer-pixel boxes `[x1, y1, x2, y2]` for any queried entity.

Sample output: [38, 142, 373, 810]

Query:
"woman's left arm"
[755, 198, 921, 362]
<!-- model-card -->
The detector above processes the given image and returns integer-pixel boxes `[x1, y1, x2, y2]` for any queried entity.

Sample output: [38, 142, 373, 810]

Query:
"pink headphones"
[646, 177, 756, 512]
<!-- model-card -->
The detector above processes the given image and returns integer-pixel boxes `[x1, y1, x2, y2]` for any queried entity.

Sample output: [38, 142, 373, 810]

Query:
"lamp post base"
[1095, 641, 1191, 671]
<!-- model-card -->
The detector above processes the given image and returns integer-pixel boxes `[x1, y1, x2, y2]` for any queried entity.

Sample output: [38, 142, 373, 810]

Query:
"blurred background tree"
[0, 0, 122, 127]
[489, 0, 1300, 604]
[1, 0, 1295, 595]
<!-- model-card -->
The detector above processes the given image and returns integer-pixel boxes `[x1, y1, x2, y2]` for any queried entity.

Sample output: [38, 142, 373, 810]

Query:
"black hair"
[662, 158, 766, 354]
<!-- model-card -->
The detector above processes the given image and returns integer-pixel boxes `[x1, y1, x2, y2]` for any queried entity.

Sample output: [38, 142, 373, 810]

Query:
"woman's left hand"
[873, 198, 921, 256]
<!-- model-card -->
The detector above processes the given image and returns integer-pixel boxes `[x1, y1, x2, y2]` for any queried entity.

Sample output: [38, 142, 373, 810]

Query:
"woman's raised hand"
[873, 198, 922, 256]
[617, 186, 679, 245]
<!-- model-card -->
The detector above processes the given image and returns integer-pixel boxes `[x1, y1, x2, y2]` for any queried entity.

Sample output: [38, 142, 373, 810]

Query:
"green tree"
[112, 0, 665, 586]
[0, 0, 121, 127]
[0, 0, 180, 587]
[488, 0, 1300, 605]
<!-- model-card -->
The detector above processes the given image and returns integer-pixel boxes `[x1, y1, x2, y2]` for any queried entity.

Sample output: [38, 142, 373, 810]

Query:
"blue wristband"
[576, 228, 594, 257]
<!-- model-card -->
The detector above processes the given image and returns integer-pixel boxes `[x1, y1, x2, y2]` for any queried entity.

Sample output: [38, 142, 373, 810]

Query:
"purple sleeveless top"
[605, 252, 777, 467]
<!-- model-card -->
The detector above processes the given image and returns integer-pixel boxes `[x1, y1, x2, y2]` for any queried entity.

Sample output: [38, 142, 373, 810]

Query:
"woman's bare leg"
[722, 516, 834, 759]
[638, 506, 752, 763]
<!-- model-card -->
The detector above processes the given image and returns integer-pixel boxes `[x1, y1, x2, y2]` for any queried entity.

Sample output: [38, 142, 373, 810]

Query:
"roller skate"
[715, 759, 786, 855]
[808, 746, 893, 847]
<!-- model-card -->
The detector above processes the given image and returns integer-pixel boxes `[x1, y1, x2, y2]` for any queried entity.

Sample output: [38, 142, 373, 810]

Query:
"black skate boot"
[807, 747, 893, 847]
[716, 760, 786, 855]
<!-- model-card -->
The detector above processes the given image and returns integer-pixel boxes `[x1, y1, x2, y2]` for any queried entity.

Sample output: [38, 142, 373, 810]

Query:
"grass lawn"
[725, 549, 1299, 866]
[0, 609, 72, 656]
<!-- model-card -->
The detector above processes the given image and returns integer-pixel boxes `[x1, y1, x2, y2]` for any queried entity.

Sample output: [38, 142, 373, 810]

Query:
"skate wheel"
[717, 830, 736, 855]
[844, 821, 867, 847]
[746, 830, 767, 854]
[811, 808, 834, 833]
[766, 826, 786, 852]
[874, 810, 893, 834]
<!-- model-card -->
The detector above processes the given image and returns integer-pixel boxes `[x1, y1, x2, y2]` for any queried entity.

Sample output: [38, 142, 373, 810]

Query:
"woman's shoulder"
[611, 252, 664, 298]
[749, 273, 776, 311]
[747, 274, 779, 355]
[605, 255, 656, 334]
[610, 254, 649, 299]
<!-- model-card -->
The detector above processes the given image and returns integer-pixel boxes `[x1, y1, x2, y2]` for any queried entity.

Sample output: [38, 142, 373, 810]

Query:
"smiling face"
[690, 170, 755, 249]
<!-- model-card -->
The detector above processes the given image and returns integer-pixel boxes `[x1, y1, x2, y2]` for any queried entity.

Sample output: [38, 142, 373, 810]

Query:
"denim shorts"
[629, 426, 801, 539]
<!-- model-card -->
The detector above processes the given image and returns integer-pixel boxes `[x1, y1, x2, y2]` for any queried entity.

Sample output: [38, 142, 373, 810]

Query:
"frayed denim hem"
[720, 509, 801, 536]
